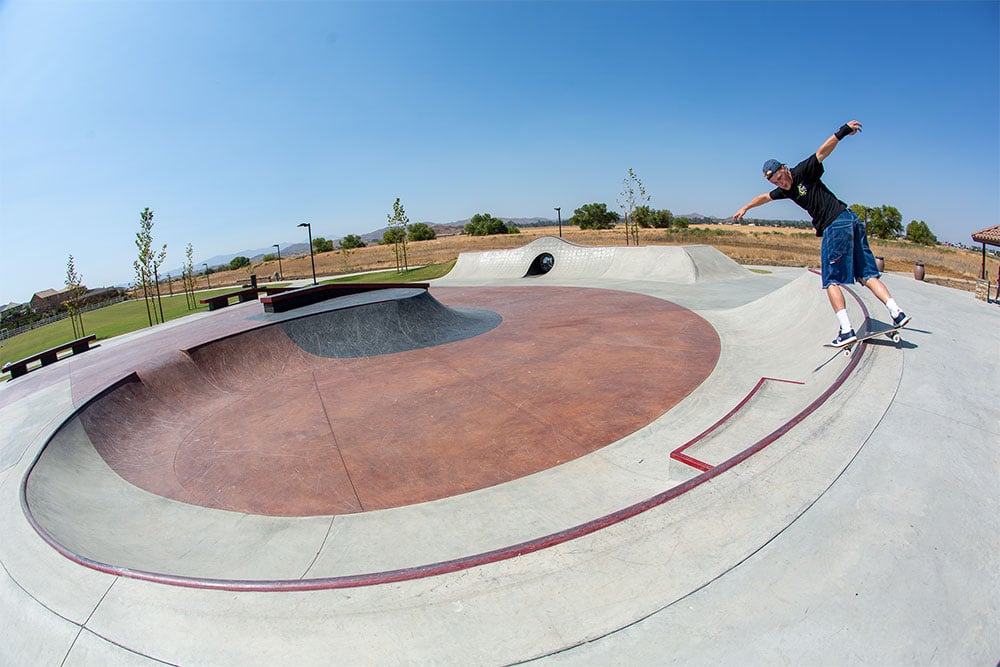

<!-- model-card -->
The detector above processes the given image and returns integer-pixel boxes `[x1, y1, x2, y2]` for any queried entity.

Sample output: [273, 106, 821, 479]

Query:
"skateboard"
[824, 323, 904, 357]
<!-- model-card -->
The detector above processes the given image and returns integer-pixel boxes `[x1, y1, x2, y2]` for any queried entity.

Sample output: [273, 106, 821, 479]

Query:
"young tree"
[130, 208, 168, 324]
[387, 198, 410, 272]
[572, 203, 620, 230]
[618, 168, 649, 245]
[64, 254, 86, 338]
[133, 207, 156, 327]
[184, 243, 196, 310]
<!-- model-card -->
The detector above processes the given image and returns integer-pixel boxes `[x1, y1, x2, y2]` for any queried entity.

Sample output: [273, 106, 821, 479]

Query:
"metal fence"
[0, 295, 130, 340]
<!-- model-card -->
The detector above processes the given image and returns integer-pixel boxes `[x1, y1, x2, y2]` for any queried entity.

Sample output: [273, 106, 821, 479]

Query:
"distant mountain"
[163, 243, 308, 278]
[356, 217, 558, 245]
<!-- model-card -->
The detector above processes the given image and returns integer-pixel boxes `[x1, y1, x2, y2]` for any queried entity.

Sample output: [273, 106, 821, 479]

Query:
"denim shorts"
[820, 209, 880, 288]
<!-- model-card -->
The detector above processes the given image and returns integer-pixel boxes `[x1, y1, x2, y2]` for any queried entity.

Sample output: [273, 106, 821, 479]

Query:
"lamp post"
[297, 222, 317, 285]
[202, 263, 211, 289]
[554, 207, 562, 237]
[273, 244, 283, 280]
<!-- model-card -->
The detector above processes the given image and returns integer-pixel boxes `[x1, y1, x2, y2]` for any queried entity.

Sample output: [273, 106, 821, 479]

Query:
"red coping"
[669, 377, 806, 472]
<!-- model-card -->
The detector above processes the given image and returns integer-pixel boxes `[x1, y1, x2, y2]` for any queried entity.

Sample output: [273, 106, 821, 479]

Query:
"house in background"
[30, 288, 77, 314]
[28, 286, 127, 314]
[0, 302, 26, 317]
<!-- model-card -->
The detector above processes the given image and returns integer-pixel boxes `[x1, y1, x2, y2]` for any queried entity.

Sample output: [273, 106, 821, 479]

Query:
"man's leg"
[822, 216, 857, 340]
[861, 276, 892, 305]
[827, 283, 846, 312]
[863, 276, 908, 325]
[854, 215, 907, 324]
[826, 283, 854, 335]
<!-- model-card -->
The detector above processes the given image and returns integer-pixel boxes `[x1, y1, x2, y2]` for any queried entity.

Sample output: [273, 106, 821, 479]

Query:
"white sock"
[886, 298, 901, 318]
[836, 309, 853, 333]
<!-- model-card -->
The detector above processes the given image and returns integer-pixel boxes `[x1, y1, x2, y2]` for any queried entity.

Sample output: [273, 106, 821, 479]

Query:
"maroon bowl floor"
[79, 286, 720, 516]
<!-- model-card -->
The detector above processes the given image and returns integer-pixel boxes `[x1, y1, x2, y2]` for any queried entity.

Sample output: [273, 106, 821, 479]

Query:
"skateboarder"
[733, 119, 910, 346]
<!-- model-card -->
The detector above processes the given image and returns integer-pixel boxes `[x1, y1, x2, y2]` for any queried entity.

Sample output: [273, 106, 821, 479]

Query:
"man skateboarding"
[733, 119, 910, 346]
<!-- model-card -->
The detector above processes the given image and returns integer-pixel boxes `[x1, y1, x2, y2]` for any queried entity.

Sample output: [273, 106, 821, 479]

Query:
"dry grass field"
[197, 224, 999, 294]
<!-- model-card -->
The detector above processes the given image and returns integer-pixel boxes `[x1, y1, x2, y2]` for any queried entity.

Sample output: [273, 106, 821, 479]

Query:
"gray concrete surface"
[1, 238, 997, 665]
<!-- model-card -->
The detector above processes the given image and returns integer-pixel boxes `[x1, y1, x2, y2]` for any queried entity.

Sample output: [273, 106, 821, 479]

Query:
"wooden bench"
[259, 283, 430, 314]
[2, 334, 98, 380]
[200, 287, 261, 311]
[200, 285, 293, 311]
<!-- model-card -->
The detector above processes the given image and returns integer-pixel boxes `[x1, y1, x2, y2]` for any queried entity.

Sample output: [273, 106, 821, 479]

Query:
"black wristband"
[835, 123, 853, 140]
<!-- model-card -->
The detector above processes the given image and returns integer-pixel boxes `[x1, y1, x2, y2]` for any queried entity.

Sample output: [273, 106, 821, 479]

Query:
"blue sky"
[1, 0, 997, 305]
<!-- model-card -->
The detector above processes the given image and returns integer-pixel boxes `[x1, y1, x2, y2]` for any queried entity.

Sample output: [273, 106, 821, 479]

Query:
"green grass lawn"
[0, 289, 231, 370]
[1, 262, 456, 375]
[324, 261, 455, 284]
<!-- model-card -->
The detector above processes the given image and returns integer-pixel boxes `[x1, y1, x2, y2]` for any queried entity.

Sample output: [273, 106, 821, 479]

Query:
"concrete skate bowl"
[437, 236, 753, 283]
[21, 285, 722, 582]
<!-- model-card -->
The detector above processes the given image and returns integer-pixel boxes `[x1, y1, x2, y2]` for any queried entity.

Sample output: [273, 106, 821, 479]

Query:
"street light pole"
[297, 222, 317, 285]
[202, 263, 211, 289]
[273, 244, 283, 280]
[554, 207, 562, 237]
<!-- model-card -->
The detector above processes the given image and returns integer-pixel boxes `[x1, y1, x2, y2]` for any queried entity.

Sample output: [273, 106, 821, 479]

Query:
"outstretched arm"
[733, 193, 772, 222]
[816, 119, 862, 162]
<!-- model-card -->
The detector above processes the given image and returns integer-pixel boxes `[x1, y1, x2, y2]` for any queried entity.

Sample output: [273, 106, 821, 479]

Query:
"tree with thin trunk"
[387, 197, 410, 272]
[618, 168, 649, 246]
[184, 243, 196, 310]
[133, 207, 162, 326]
[153, 242, 167, 323]
[64, 254, 86, 338]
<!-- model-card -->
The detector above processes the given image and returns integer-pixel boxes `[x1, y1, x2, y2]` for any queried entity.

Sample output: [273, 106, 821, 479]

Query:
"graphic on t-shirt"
[797, 184, 808, 197]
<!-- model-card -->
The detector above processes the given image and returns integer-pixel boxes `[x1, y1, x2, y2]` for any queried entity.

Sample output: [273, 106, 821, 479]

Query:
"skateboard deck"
[824, 322, 905, 357]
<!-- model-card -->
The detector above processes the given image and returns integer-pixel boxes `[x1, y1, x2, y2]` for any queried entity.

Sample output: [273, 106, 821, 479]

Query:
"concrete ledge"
[260, 282, 429, 313]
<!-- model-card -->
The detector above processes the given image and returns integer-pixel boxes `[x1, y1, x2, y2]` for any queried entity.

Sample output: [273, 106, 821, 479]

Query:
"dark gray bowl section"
[279, 289, 501, 358]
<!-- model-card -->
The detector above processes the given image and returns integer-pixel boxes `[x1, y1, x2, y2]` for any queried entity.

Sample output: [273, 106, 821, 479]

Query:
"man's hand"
[734, 193, 772, 221]
[819, 119, 863, 161]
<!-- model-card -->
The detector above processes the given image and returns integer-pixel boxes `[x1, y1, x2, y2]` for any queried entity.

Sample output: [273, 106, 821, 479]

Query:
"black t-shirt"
[769, 154, 847, 236]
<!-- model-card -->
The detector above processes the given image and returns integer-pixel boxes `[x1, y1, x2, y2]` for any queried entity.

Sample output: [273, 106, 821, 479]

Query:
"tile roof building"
[971, 224, 1000, 248]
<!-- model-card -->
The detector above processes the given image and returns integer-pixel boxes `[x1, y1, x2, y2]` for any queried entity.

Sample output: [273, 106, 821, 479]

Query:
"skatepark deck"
[1, 238, 997, 665]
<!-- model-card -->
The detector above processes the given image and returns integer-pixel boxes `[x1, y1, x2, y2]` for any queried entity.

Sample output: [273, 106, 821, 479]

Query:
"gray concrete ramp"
[0, 241, 997, 665]
[440, 236, 751, 283]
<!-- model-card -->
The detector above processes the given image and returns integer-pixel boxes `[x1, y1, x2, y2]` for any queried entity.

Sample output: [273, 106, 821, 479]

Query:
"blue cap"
[762, 159, 783, 178]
